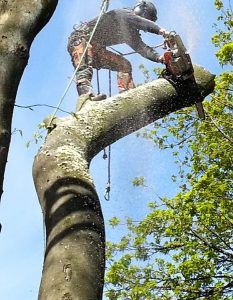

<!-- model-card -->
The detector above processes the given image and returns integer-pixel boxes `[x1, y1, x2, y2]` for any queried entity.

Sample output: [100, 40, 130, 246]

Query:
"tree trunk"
[0, 0, 58, 200]
[32, 65, 215, 299]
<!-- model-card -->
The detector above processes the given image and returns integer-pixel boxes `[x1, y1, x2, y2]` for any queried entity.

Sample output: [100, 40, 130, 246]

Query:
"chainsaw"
[161, 31, 205, 120]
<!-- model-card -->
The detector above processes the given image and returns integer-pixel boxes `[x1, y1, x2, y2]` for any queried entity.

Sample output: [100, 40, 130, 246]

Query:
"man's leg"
[117, 71, 135, 93]
[71, 40, 106, 101]
[93, 46, 135, 93]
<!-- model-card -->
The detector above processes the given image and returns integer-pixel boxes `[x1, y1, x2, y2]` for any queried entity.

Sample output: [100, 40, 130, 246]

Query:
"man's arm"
[124, 9, 163, 34]
[128, 34, 163, 63]
[67, 30, 78, 55]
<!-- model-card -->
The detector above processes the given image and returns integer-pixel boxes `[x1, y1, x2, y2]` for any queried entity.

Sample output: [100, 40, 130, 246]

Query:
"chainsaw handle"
[168, 30, 177, 38]
[164, 30, 177, 49]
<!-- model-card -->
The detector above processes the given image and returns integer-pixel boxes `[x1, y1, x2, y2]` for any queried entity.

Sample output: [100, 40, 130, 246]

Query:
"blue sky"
[0, 1, 228, 299]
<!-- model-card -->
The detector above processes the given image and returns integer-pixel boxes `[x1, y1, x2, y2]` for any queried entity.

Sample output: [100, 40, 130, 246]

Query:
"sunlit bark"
[0, 0, 58, 200]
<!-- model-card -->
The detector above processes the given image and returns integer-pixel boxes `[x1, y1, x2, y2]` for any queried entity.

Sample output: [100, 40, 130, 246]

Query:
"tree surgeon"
[67, 0, 170, 102]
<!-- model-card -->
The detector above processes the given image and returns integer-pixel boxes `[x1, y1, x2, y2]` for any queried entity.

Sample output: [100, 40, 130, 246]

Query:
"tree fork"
[33, 65, 215, 299]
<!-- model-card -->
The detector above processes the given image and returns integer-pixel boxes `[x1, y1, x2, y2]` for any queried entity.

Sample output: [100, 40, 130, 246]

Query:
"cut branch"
[32, 64, 215, 299]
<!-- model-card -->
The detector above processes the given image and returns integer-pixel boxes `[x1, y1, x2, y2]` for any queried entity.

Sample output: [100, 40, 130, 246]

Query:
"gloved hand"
[158, 55, 165, 64]
[159, 28, 170, 37]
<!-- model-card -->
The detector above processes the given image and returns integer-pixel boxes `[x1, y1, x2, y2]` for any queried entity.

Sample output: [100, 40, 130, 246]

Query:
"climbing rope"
[95, 67, 112, 200]
[103, 70, 112, 201]
[96, 68, 111, 200]
[48, 0, 110, 126]
[101, 0, 110, 11]
[104, 144, 111, 201]
[108, 42, 165, 57]
[40, 0, 110, 250]
[97, 40, 166, 201]
[96, 69, 101, 95]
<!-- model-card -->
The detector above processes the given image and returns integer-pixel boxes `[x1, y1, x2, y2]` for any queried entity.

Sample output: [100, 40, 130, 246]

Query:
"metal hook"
[104, 183, 111, 201]
[103, 148, 108, 159]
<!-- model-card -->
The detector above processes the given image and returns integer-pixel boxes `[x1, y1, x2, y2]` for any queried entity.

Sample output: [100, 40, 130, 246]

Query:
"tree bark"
[0, 0, 58, 200]
[32, 65, 215, 299]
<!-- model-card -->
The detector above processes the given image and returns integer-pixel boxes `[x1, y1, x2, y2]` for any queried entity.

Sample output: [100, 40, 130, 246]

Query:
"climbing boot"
[77, 83, 93, 96]
[76, 92, 107, 111]
[77, 84, 106, 101]
[90, 93, 107, 101]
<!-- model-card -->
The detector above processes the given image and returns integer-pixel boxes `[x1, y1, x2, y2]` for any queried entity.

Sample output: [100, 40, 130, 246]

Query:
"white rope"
[48, 0, 110, 125]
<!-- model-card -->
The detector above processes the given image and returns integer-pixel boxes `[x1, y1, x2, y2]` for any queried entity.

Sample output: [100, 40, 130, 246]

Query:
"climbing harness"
[48, 0, 110, 126]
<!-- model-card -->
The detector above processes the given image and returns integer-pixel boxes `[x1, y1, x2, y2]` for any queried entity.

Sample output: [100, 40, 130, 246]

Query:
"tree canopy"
[105, 1, 233, 299]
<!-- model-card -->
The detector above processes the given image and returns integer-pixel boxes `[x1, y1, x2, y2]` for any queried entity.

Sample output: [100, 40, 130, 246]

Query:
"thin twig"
[206, 112, 233, 143]
[15, 103, 70, 114]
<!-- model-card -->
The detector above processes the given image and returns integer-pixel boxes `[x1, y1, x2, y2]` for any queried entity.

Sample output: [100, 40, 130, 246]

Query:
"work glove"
[158, 55, 165, 64]
[159, 28, 170, 37]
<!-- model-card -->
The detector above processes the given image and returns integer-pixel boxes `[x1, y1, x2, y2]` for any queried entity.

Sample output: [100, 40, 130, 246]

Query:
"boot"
[76, 84, 106, 111]
[90, 93, 107, 101]
[77, 84, 106, 101]
[77, 83, 93, 96]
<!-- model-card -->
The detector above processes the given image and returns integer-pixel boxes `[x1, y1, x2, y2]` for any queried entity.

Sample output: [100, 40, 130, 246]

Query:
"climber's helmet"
[133, 1, 158, 22]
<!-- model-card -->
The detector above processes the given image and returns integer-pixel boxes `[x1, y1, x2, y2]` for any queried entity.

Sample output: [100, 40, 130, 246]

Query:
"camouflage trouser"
[71, 33, 135, 95]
